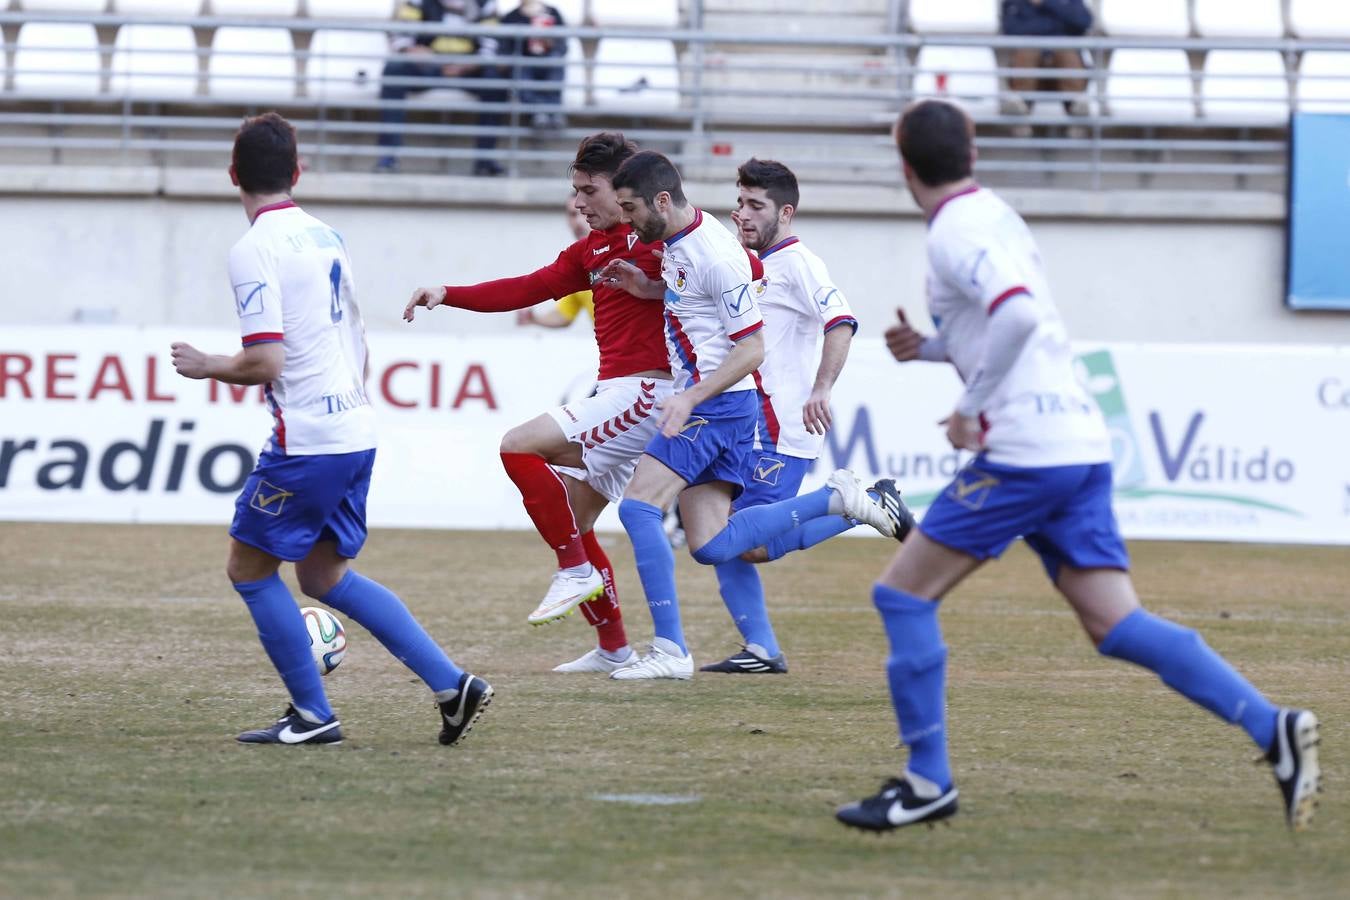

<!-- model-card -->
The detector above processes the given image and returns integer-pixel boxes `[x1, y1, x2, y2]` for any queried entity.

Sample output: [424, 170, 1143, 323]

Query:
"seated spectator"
[499, 0, 570, 130]
[375, 0, 505, 176]
[1000, 0, 1093, 120]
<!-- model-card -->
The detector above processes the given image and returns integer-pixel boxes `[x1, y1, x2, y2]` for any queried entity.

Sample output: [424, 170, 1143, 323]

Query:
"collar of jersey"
[758, 235, 799, 259]
[252, 199, 298, 223]
[663, 208, 703, 247]
[927, 184, 980, 225]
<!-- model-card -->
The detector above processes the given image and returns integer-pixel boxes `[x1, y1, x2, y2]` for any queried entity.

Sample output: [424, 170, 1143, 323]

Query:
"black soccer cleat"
[237, 704, 343, 746]
[438, 672, 494, 746]
[1265, 707, 1321, 831]
[869, 479, 916, 542]
[699, 647, 788, 674]
[835, 774, 958, 832]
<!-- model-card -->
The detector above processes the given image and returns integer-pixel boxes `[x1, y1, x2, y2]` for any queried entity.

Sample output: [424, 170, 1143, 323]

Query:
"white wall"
[4, 184, 1349, 345]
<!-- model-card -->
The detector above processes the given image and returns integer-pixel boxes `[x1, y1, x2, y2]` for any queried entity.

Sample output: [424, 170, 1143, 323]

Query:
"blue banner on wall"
[1288, 113, 1350, 311]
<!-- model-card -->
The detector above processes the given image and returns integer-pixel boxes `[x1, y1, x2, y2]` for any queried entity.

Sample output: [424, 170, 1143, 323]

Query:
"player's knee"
[498, 427, 535, 455]
[740, 547, 770, 564]
[617, 498, 655, 531]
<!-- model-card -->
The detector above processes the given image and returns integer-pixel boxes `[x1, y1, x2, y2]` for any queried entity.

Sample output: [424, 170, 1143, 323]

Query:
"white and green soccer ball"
[300, 606, 347, 676]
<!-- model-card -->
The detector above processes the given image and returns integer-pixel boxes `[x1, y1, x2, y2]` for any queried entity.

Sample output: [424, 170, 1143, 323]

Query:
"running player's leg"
[615, 455, 688, 656]
[761, 478, 914, 561]
[702, 451, 810, 670]
[689, 468, 893, 566]
[499, 412, 590, 569]
[294, 452, 490, 745]
[228, 451, 367, 738]
[560, 472, 633, 667]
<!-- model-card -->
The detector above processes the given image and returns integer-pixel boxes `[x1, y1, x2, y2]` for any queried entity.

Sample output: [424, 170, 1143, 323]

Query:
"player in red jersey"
[403, 132, 671, 673]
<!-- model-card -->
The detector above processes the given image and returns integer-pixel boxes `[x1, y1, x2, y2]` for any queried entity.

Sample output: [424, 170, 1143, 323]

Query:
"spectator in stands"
[1000, 0, 1093, 123]
[499, 0, 570, 130]
[375, 0, 506, 176]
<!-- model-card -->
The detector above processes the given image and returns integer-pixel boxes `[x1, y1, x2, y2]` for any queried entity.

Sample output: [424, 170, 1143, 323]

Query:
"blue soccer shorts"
[643, 389, 757, 497]
[229, 448, 376, 562]
[920, 456, 1129, 582]
[732, 449, 812, 512]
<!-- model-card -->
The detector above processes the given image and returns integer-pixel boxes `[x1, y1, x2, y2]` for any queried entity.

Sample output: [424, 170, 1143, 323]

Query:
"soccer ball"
[300, 606, 347, 676]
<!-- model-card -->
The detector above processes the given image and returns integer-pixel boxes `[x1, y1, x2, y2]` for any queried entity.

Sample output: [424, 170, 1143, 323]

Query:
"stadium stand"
[906, 0, 998, 35]
[13, 22, 100, 96]
[1104, 48, 1195, 121]
[307, 28, 387, 101]
[1193, 0, 1284, 39]
[110, 24, 199, 99]
[1296, 51, 1350, 113]
[1288, 0, 1350, 39]
[0, 0, 1329, 190]
[207, 26, 296, 100]
[1200, 50, 1288, 124]
[1098, 0, 1190, 38]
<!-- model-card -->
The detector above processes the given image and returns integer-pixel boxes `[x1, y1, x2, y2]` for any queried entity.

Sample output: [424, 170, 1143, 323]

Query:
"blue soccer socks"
[321, 570, 464, 694]
[234, 573, 333, 724]
[713, 556, 780, 658]
[618, 498, 687, 655]
[764, 515, 855, 562]
[873, 583, 952, 792]
[691, 486, 834, 566]
[1099, 608, 1279, 751]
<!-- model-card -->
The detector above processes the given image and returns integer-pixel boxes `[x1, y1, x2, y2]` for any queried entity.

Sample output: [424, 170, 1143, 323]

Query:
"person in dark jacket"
[500, 0, 570, 129]
[375, 0, 505, 176]
[1000, 0, 1093, 118]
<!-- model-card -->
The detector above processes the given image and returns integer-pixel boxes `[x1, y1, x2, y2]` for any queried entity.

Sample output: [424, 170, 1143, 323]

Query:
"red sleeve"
[442, 242, 588, 312]
[745, 248, 764, 281]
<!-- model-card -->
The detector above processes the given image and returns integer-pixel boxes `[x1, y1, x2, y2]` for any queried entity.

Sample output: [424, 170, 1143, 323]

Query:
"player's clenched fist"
[403, 285, 447, 322]
[884, 307, 926, 362]
[170, 341, 211, 379]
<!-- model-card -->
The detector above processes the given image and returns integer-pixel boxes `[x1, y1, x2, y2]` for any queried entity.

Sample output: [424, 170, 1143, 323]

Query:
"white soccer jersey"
[752, 237, 858, 459]
[660, 209, 763, 394]
[925, 186, 1110, 467]
[230, 200, 376, 456]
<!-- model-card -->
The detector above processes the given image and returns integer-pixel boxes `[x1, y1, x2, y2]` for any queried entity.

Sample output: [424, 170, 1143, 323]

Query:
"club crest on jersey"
[626, 232, 639, 250]
[250, 480, 294, 517]
[947, 468, 999, 511]
[234, 281, 266, 317]
[675, 267, 687, 290]
[752, 457, 785, 485]
[720, 283, 753, 318]
[754, 277, 769, 297]
[679, 416, 709, 441]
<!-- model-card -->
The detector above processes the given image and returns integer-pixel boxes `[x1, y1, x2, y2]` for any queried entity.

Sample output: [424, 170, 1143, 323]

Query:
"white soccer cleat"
[827, 469, 897, 538]
[552, 647, 635, 674]
[527, 566, 605, 626]
[609, 644, 694, 680]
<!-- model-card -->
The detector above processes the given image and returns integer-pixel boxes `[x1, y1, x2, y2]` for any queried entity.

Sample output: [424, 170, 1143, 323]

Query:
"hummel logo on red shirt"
[592, 245, 611, 256]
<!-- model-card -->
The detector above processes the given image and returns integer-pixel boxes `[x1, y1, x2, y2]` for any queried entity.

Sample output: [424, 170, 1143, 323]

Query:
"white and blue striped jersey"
[659, 209, 763, 394]
[926, 186, 1110, 467]
[230, 201, 376, 456]
[751, 236, 858, 459]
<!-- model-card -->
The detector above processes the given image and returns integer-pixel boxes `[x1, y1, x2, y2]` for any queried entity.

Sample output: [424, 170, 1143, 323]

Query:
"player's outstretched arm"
[171, 341, 284, 385]
[403, 286, 447, 322]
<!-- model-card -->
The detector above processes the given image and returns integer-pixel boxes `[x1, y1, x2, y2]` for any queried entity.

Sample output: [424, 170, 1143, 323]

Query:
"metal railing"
[2, 10, 1348, 189]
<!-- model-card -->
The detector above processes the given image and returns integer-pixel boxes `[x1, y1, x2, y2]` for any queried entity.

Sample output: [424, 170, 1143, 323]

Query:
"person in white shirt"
[601, 151, 896, 681]
[699, 158, 914, 676]
[171, 113, 491, 748]
[834, 98, 1319, 835]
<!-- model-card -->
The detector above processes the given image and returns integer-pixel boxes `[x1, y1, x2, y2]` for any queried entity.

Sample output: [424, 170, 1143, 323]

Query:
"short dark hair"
[610, 150, 687, 207]
[571, 132, 638, 178]
[896, 100, 974, 188]
[736, 158, 799, 210]
[232, 112, 298, 195]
